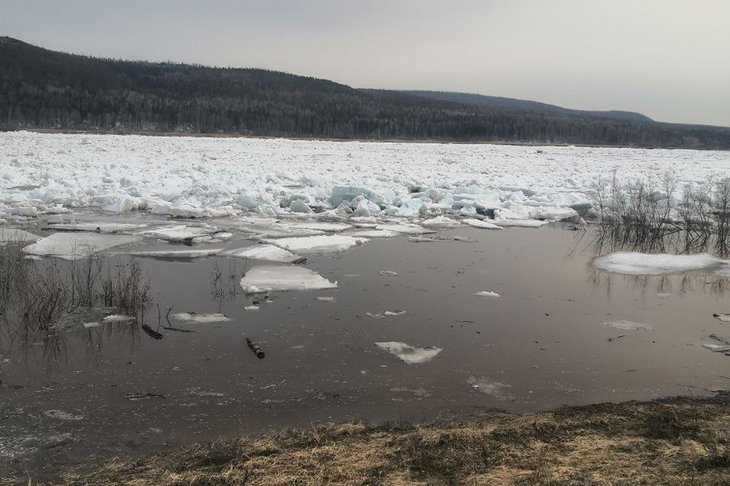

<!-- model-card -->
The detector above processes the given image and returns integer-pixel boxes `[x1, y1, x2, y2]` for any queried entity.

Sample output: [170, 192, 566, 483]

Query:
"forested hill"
[1, 36, 729, 149]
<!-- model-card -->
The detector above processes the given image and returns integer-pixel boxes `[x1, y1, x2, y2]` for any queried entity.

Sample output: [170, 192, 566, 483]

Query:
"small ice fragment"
[316, 296, 336, 302]
[366, 312, 385, 319]
[244, 305, 259, 311]
[494, 219, 549, 228]
[467, 376, 513, 399]
[350, 230, 398, 238]
[171, 313, 232, 323]
[702, 343, 730, 352]
[713, 313, 730, 322]
[82, 322, 101, 328]
[600, 320, 654, 331]
[265, 235, 367, 254]
[221, 244, 300, 263]
[421, 216, 461, 228]
[141, 225, 217, 243]
[474, 291, 500, 298]
[103, 314, 135, 323]
[384, 310, 407, 316]
[379, 270, 398, 276]
[462, 218, 502, 230]
[656, 293, 673, 298]
[374, 342, 442, 364]
[240, 265, 337, 293]
[44, 410, 84, 421]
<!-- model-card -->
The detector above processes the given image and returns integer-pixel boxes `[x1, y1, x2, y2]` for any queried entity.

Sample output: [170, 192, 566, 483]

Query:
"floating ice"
[350, 229, 398, 238]
[264, 235, 367, 254]
[379, 270, 398, 276]
[474, 291, 501, 298]
[23, 232, 141, 259]
[375, 342, 442, 364]
[102, 315, 135, 323]
[375, 223, 433, 234]
[713, 313, 730, 322]
[141, 225, 219, 243]
[467, 376, 513, 399]
[462, 218, 502, 230]
[592, 252, 728, 276]
[240, 265, 337, 293]
[601, 320, 654, 331]
[171, 313, 232, 323]
[49, 222, 148, 233]
[128, 248, 223, 259]
[494, 219, 550, 228]
[316, 296, 335, 302]
[421, 216, 461, 228]
[244, 305, 259, 311]
[44, 410, 84, 421]
[283, 222, 352, 232]
[0, 228, 40, 243]
[221, 244, 300, 263]
[82, 322, 101, 328]
[702, 343, 730, 352]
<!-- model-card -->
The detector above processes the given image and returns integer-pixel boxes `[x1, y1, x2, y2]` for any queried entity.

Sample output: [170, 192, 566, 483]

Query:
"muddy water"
[1, 226, 729, 481]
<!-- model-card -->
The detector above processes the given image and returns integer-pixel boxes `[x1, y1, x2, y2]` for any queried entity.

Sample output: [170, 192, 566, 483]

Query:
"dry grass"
[51, 394, 729, 486]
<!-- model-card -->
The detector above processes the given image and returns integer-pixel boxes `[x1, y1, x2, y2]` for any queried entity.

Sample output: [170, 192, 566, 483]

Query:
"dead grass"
[51, 394, 729, 486]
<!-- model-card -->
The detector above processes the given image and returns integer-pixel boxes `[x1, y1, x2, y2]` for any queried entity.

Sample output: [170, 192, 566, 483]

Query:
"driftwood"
[246, 337, 266, 359]
[142, 324, 163, 340]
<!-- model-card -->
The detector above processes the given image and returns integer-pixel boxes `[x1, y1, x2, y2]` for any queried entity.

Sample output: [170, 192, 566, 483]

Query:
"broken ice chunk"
[494, 219, 549, 228]
[474, 291, 501, 298]
[374, 342, 442, 364]
[23, 232, 141, 260]
[421, 216, 461, 228]
[128, 248, 223, 259]
[171, 313, 232, 323]
[141, 225, 218, 243]
[592, 252, 726, 276]
[103, 315, 135, 323]
[240, 265, 337, 293]
[713, 313, 730, 322]
[221, 244, 300, 263]
[462, 218, 502, 230]
[600, 320, 654, 331]
[264, 235, 367, 254]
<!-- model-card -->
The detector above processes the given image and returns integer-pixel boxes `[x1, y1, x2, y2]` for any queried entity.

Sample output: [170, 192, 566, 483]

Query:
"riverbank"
[49, 394, 729, 486]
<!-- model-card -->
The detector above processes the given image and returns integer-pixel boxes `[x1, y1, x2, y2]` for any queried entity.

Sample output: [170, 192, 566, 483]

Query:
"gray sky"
[2, 0, 729, 126]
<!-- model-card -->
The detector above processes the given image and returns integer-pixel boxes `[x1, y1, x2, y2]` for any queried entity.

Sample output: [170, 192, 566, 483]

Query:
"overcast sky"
[2, 0, 729, 126]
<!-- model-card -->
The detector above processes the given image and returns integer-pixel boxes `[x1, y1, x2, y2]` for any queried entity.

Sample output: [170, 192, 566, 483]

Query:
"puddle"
[1, 224, 729, 480]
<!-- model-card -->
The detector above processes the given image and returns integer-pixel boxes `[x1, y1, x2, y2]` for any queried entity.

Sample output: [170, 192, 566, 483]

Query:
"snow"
[462, 218, 502, 230]
[601, 320, 654, 331]
[375, 342, 442, 365]
[171, 313, 232, 323]
[474, 291, 501, 298]
[592, 252, 729, 276]
[2, 132, 729, 227]
[23, 232, 141, 260]
[221, 244, 300, 263]
[240, 265, 337, 293]
[264, 235, 367, 254]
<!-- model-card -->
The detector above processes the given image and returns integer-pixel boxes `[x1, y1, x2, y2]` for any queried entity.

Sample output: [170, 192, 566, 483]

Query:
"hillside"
[1, 36, 729, 149]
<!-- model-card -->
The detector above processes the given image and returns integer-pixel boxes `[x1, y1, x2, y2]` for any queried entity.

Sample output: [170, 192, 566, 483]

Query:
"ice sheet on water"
[592, 252, 728, 276]
[474, 291, 501, 298]
[601, 320, 654, 331]
[421, 216, 461, 228]
[494, 219, 549, 228]
[49, 222, 148, 233]
[23, 232, 141, 260]
[128, 248, 223, 259]
[375, 223, 433, 234]
[103, 315, 135, 323]
[171, 313, 232, 323]
[281, 222, 352, 232]
[140, 225, 219, 243]
[221, 244, 300, 263]
[349, 229, 399, 238]
[264, 235, 367, 254]
[0, 228, 40, 243]
[713, 313, 730, 322]
[375, 342, 442, 364]
[462, 218, 502, 230]
[240, 265, 337, 293]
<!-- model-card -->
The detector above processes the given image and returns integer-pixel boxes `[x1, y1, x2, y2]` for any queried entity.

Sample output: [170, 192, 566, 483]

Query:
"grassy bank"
[51, 394, 729, 485]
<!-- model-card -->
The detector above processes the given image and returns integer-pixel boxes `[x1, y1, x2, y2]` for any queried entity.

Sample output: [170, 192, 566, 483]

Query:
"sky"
[2, 0, 729, 127]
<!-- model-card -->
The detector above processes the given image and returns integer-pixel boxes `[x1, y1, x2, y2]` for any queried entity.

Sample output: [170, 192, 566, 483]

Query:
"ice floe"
[49, 222, 148, 233]
[264, 235, 367, 254]
[592, 252, 729, 276]
[221, 244, 300, 263]
[349, 229, 399, 238]
[713, 313, 730, 322]
[462, 218, 502, 230]
[128, 248, 223, 259]
[102, 315, 135, 323]
[421, 216, 461, 228]
[474, 291, 501, 298]
[494, 219, 550, 228]
[23, 232, 141, 259]
[240, 265, 337, 293]
[140, 225, 220, 243]
[601, 320, 654, 331]
[171, 313, 232, 323]
[316, 296, 336, 302]
[374, 341, 442, 364]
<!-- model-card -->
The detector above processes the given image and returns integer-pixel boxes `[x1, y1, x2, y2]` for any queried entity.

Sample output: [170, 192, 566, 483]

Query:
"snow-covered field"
[1, 131, 729, 222]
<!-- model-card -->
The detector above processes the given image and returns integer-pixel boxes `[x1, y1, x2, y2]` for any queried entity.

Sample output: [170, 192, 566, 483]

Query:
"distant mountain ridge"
[401, 91, 654, 123]
[1, 36, 729, 149]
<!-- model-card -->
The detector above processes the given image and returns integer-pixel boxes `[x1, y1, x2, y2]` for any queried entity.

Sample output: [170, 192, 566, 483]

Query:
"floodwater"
[1, 225, 729, 482]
